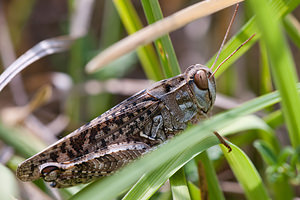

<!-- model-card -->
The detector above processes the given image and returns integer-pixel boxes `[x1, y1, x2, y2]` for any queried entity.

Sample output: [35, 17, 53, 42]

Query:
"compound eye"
[194, 70, 208, 90]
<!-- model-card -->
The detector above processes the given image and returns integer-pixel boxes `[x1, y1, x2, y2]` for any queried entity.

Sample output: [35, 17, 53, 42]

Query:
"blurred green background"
[0, 0, 300, 199]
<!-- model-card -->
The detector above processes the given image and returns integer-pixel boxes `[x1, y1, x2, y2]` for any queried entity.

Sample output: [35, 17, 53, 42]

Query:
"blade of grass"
[220, 143, 271, 200]
[86, 0, 299, 74]
[208, 0, 300, 77]
[283, 14, 300, 49]
[0, 124, 45, 157]
[85, 0, 244, 73]
[121, 115, 278, 199]
[100, 0, 122, 49]
[70, 83, 300, 200]
[264, 110, 284, 129]
[0, 164, 19, 200]
[195, 152, 225, 200]
[259, 42, 273, 95]
[248, 0, 300, 147]
[170, 168, 191, 200]
[121, 139, 216, 200]
[254, 140, 294, 200]
[187, 182, 201, 200]
[140, 1, 190, 196]
[220, 115, 280, 152]
[113, 0, 162, 81]
[0, 36, 75, 92]
[141, 0, 181, 77]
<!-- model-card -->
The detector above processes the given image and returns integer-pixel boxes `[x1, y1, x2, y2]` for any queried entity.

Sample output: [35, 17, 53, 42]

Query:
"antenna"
[210, 33, 256, 77]
[210, 4, 239, 71]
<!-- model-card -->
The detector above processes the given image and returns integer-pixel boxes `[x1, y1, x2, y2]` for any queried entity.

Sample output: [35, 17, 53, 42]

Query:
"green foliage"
[1, 0, 300, 199]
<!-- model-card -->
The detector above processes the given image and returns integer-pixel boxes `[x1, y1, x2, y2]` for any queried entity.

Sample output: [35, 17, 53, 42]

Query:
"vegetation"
[0, 0, 300, 199]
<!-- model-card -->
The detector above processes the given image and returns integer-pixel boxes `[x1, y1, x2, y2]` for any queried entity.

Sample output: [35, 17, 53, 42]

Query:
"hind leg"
[39, 142, 149, 187]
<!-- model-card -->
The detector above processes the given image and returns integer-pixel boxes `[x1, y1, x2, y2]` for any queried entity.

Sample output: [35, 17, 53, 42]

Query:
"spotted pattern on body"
[16, 64, 216, 187]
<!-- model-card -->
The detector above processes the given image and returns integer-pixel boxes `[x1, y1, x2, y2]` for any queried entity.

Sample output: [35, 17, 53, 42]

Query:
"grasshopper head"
[185, 64, 216, 113]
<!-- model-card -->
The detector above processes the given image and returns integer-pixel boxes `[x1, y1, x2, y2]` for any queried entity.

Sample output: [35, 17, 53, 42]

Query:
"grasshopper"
[16, 64, 216, 188]
[16, 4, 254, 188]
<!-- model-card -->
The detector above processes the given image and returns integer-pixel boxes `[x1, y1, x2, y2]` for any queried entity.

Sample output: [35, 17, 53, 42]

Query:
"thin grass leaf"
[85, 0, 245, 73]
[220, 143, 271, 200]
[70, 82, 300, 200]
[195, 152, 225, 200]
[113, 0, 162, 81]
[254, 140, 278, 165]
[0, 164, 19, 200]
[140, 1, 188, 195]
[263, 110, 284, 129]
[170, 168, 191, 200]
[6, 0, 36, 44]
[141, 0, 181, 78]
[248, 0, 300, 147]
[207, 0, 300, 78]
[254, 140, 294, 200]
[121, 139, 216, 200]
[0, 124, 45, 157]
[100, 0, 122, 49]
[283, 14, 300, 49]
[122, 115, 279, 200]
[187, 182, 201, 200]
[0, 36, 75, 92]
[220, 115, 280, 152]
[259, 42, 273, 95]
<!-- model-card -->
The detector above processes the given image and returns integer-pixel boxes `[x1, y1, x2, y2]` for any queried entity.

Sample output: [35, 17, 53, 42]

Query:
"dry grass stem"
[86, 0, 244, 73]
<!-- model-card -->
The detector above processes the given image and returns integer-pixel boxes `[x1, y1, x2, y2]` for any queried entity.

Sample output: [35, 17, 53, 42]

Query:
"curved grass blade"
[0, 36, 75, 92]
[283, 14, 300, 49]
[70, 83, 300, 200]
[248, 0, 300, 147]
[121, 137, 219, 200]
[85, 0, 244, 73]
[207, 0, 300, 77]
[113, 0, 162, 81]
[141, 0, 181, 78]
[254, 140, 294, 200]
[220, 143, 271, 200]
[0, 164, 19, 200]
[187, 182, 201, 200]
[220, 115, 280, 152]
[195, 152, 225, 200]
[170, 168, 191, 200]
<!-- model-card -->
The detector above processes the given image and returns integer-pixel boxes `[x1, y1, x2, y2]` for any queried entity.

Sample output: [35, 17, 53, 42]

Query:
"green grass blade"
[195, 152, 225, 200]
[220, 143, 271, 200]
[170, 168, 191, 200]
[187, 182, 201, 200]
[248, 0, 300, 147]
[283, 14, 300, 49]
[70, 83, 300, 200]
[254, 140, 294, 200]
[220, 115, 280, 152]
[122, 114, 280, 200]
[259, 42, 273, 95]
[0, 164, 19, 200]
[264, 110, 284, 129]
[100, 0, 122, 49]
[140, 1, 187, 195]
[121, 139, 217, 200]
[113, 0, 163, 81]
[141, 0, 181, 77]
[254, 140, 278, 165]
[206, 0, 300, 78]
[0, 124, 45, 157]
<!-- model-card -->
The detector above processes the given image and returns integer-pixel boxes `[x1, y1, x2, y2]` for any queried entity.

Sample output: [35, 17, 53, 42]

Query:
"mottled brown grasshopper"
[17, 64, 217, 188]
[16, 5, 254, 188]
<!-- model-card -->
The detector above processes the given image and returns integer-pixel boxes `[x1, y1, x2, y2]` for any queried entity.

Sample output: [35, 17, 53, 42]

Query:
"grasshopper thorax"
[185, 64, 216, 113]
